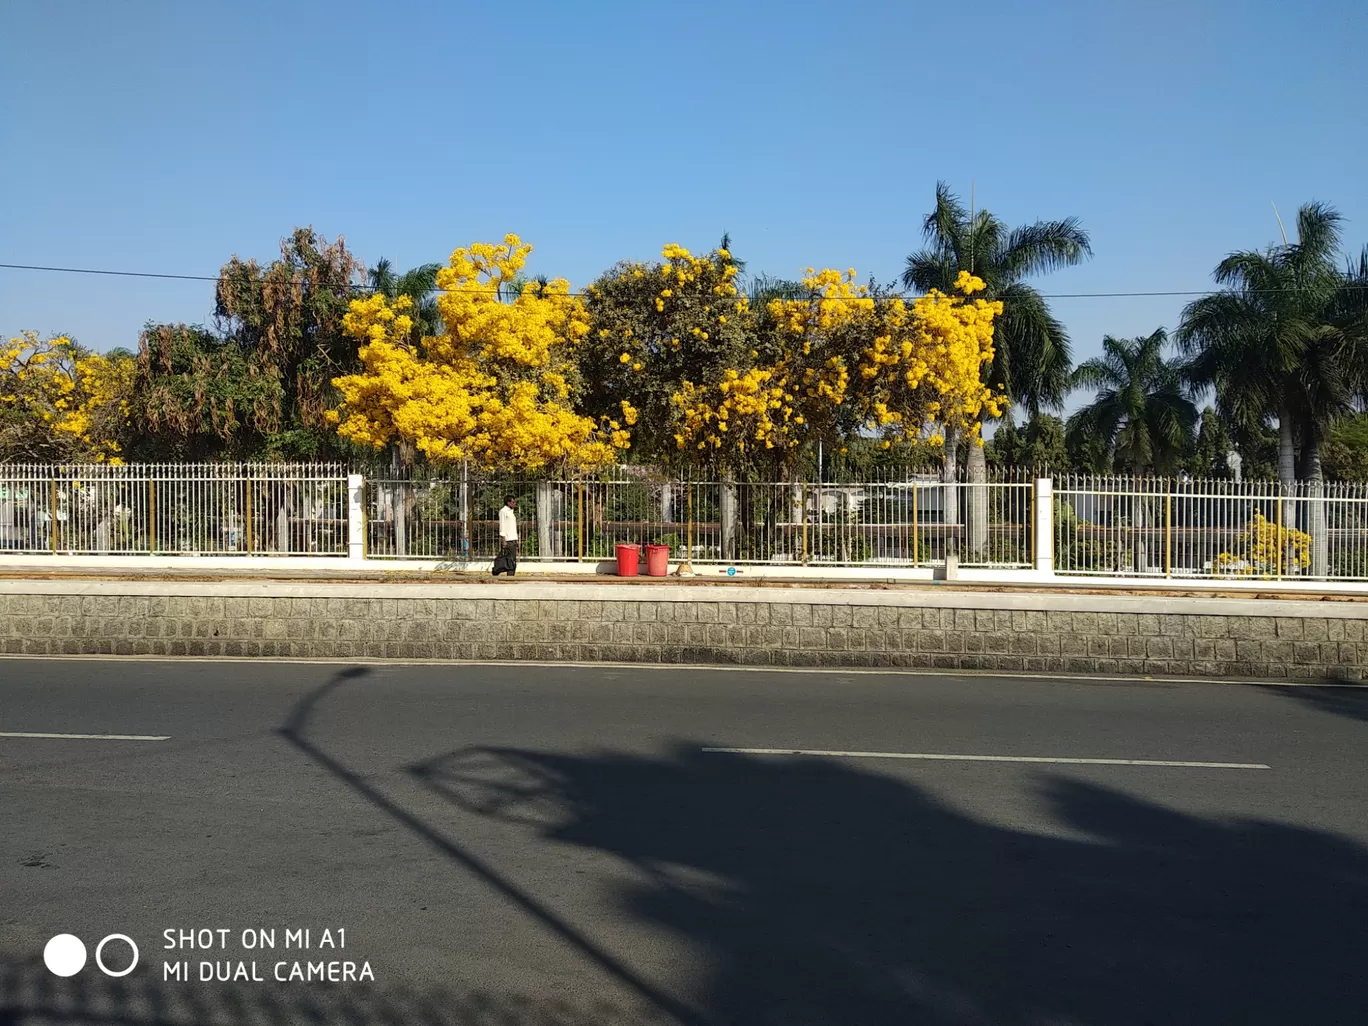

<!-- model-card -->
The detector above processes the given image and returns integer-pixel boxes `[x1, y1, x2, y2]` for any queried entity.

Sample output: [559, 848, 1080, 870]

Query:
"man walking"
[493, 495, 519, 577]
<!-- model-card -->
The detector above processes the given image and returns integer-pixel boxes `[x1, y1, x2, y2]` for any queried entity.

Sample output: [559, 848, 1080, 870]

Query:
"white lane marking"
[0, 653, 1359, 688]
[0, 731, 169, 741]
[701, 747, 1271, 770]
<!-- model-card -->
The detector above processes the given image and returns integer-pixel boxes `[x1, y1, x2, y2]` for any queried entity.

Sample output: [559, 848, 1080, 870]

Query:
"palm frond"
[394, 263, 441, 303]
[997, 282, 1072, 411]
[367, 257, 397, 297]
[921, 181, 969, 253]
[1072, 359, 1121, 392]
[748, 274, 809, 306]
[901, 250, 957, 293]
[1292, 201, 1344, 265]
[1000, 218, 1092, 278]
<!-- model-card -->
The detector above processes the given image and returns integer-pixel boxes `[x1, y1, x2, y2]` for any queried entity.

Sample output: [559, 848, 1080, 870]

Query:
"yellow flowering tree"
[666, 268, 868, 474]
[668, 268, 1004, 477]
[860, 271, 1007, 449]
[0, 331, 135, 462]
[580, 241, 751, 467]
[329, 235, 617, 471]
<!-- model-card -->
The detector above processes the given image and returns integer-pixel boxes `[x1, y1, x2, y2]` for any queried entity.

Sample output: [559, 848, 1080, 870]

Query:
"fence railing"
[4, 463, 1368, 581]
[363, 470, 1034, 568]
[1055, 475, 1368, 581]
[0, 463, 350, 556]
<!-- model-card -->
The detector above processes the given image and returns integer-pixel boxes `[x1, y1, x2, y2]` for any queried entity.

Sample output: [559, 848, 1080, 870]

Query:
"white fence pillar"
[1309, 481, 1329, 578]
[347, 474, 365, 561]
[536, 480, 554, 559]
[1034, 478, 1054, 575]
[720, 478, 738, 561]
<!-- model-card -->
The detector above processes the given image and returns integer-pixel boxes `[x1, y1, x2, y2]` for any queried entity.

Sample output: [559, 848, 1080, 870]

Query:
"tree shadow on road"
[0, 665, 681, 1026]
[0, 956, 668, 1026]
[412, 743, 1368, 1026]
[1255, 681, 1368, 724]
[15, 668, 1362, 1026]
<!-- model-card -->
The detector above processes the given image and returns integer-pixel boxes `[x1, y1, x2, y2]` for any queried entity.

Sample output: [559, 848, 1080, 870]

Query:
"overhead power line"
[0, 260, 1364, 302]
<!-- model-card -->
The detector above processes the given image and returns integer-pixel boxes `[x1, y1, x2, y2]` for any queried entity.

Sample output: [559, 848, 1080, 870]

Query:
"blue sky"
[4, 0, 1365, 413]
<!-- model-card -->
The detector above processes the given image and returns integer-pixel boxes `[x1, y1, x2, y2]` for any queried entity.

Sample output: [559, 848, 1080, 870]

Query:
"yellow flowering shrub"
[0, 331, 134, 462]
[580, 241, 751, 464]
[1215, 512, 1312, 576]
[329, 236, 617, 471]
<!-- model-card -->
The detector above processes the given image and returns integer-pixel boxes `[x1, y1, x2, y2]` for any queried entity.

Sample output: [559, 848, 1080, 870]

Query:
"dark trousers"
[492, 541, 518, 576]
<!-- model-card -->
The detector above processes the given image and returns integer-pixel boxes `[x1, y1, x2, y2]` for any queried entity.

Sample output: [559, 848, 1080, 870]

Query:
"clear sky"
[3, 0, 1365, 413]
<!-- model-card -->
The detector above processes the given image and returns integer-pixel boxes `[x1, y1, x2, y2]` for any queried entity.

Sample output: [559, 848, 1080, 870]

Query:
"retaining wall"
[1, 581, 1364, 681]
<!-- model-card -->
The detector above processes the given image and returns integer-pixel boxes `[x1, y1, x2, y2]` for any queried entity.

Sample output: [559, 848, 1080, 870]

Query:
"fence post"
[1034, 478, 1054, 575]
[536, 480, 553, 560]
[1309, 480, 1328, 578]
[1165, 492, 1173, 578]
[911, 484, 919, 566]
[347, 474, 365, 561]
[720, 477, 738, 562]
[968, 479, 988, 560]
[245, 473, 254, 554]
[459, 460, 470, 563]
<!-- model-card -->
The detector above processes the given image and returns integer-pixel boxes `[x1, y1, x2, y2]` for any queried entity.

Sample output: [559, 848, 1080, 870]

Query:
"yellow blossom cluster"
[765, 268, 875, 336]
[858, 271, 1005, 445]
[1215, 512, 1312, 575]
[672, 367, 799, 454]
[329, 237, 618, 471]
[1, 331, 134, 462]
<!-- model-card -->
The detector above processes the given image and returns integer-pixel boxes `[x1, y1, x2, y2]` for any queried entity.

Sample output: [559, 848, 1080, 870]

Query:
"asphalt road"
[2, 658, 1367, 1026]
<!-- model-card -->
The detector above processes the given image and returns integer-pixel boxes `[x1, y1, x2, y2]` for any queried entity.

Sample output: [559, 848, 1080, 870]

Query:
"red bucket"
[645, 544, 669, 577]
[615, 544, 640, 577]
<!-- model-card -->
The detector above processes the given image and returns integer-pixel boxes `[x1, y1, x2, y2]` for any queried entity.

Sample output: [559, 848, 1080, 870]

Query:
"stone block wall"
[0, 583, 1363, 681]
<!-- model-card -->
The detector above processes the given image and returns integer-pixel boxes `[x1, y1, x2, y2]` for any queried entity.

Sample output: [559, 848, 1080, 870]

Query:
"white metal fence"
[4, 463, 1367, 581]
[362, 468, 1034, 568]
[1055, 475, 1368, 581]
[0, 463, 349, 556]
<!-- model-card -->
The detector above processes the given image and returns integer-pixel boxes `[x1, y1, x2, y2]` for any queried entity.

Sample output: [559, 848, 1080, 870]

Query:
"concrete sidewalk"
[1, 560, 1366, 604]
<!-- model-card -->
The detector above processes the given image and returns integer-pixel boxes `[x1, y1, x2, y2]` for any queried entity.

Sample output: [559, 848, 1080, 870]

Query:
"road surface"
[2, 657, 1367, 1025]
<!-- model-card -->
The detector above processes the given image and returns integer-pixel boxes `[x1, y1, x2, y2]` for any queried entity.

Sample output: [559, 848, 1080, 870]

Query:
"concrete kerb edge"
[1, 577, 1366, 620]
[1, 652, 1360, 688]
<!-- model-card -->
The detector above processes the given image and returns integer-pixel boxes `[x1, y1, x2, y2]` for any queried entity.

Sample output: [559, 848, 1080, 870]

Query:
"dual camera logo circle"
[44, 933, 140, 977]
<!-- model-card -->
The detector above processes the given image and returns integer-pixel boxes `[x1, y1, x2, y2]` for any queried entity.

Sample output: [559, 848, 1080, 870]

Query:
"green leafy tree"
[132, 227, 366, 459]
[1066, 329, 1197, 475]
[1178, 203, 1367, 485]
[1186, 406, 1234, 478]
[1323, 412, 1368, 481]
[986, 412, 1070, 473]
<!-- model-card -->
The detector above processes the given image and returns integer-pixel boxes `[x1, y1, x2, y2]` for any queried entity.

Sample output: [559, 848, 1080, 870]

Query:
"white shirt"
[499, 506, 519, 542]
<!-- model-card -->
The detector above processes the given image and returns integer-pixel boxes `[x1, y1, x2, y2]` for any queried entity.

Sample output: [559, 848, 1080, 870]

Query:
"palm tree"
[904, 182, 1091, 419]
[1066, 329, 1197, 572]
[1177, 203, 1361, 486]
[366, 258, 441, 554]
[903, 182, 1090, 555]
[1066, 329, 1197, 475]
[367, 258, 442, 340]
